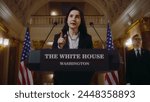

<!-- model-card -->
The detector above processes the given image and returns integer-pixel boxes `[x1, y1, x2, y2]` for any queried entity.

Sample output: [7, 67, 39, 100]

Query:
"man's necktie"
[137, 49, 141, 57]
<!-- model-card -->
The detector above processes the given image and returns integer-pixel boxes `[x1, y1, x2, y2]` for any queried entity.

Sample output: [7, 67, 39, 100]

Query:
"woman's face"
[67, 10, 81, 30]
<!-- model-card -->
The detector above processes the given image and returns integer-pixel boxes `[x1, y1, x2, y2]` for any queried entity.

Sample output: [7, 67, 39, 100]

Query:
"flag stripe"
[24, 64, 30, 84]
[20, 63, 26, 84]
[112, 71, 119, 84]
[107, 71, 119, 85]
[21, 62, 28, 84]
[105, 74, 112, 85]
[18, 70, 22, 84]
[26, 68, 33, 84]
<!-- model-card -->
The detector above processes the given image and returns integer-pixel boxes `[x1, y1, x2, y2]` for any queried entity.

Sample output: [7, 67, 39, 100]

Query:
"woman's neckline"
[67, 31, 79, 40]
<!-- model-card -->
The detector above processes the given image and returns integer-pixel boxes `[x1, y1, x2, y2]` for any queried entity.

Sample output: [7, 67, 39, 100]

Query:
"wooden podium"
[27, 49, 120, 72]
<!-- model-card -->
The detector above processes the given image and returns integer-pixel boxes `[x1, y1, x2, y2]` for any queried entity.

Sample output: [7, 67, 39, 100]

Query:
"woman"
[52, 7, 94, 85]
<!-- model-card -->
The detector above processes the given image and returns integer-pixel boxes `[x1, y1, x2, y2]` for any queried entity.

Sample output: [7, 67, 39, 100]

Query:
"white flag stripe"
[27, 69, 33, 85]
[21, 62, 28, 84]
[18, 70, 22, 84]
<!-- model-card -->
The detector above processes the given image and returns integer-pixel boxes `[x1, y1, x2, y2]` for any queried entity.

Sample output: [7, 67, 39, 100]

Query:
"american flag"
[104, 22, 119, 85]
[18, 27, 33, 85]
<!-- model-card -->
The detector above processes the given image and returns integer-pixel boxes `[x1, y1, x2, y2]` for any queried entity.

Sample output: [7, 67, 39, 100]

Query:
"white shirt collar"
[134, 48, 141, 55]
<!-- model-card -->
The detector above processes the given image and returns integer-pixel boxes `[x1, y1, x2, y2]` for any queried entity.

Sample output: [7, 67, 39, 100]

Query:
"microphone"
[89, 22, 105, 48]
[41, 21, 57, 48]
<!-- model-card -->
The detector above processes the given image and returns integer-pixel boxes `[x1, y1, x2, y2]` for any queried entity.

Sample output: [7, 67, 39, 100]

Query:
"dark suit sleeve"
[145, 50, 150, 71]
[52, 34, 59, 49]
[86, 35, 93, 49]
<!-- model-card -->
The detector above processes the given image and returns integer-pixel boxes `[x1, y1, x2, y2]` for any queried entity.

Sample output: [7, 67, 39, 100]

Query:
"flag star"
[106, 22, 114, 50]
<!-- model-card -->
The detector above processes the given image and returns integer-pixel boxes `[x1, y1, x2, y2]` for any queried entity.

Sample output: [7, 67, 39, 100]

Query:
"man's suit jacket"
[126, 48, 150, 85]
[52, 33, 94, 85]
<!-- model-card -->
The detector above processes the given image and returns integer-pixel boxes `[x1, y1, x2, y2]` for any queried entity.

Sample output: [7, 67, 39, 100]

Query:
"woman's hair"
[62, 7, 88, 36]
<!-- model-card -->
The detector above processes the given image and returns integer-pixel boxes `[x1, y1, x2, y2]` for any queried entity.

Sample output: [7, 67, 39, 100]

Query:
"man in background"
[126, 34, 150, 85]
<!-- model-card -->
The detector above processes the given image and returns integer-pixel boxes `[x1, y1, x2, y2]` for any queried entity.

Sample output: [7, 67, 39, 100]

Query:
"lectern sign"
[28, 49, 119, 71]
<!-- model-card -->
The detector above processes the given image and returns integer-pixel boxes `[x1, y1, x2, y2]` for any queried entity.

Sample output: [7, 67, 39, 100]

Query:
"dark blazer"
[52, 33, 93, 49]
[52, 33, 94, 85]
[126, 48, 150, 85]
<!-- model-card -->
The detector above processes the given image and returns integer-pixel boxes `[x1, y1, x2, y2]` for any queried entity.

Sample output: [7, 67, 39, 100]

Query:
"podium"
[27, 49, 120, 72]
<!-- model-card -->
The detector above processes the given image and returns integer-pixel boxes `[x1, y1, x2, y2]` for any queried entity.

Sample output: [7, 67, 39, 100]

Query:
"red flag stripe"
[19, 62, 33, 85]
[105, 73, 112, 85]
[21, 62, 28, 84]
[111, 71, 119, 84]
[105, 71, 119, 85]
[25, 65, 30, 85]
[19, 63, 26, 84]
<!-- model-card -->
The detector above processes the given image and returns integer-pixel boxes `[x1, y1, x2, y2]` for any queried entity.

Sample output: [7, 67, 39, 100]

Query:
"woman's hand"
[57, 33, 66, 49]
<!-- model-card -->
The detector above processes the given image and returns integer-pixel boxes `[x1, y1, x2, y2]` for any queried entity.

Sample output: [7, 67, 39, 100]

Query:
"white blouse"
[67, 32, 79, 49]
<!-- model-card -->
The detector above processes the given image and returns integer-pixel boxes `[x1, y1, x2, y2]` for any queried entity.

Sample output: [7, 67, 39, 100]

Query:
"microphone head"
[53, 22, 58, 26]
[89, 22, 94, 26]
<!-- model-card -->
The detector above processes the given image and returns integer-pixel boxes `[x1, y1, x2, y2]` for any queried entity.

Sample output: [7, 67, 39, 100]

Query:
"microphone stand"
[90, 22, 105, 49]
[41, 22, 57, 48]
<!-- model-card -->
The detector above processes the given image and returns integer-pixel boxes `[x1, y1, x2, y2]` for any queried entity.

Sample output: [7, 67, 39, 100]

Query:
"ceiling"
[1, 0, 150, 41]
[2, 0, 133, 24]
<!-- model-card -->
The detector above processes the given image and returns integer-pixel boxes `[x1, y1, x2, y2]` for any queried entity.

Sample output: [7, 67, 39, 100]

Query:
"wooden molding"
[0, 22, 8, 33]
